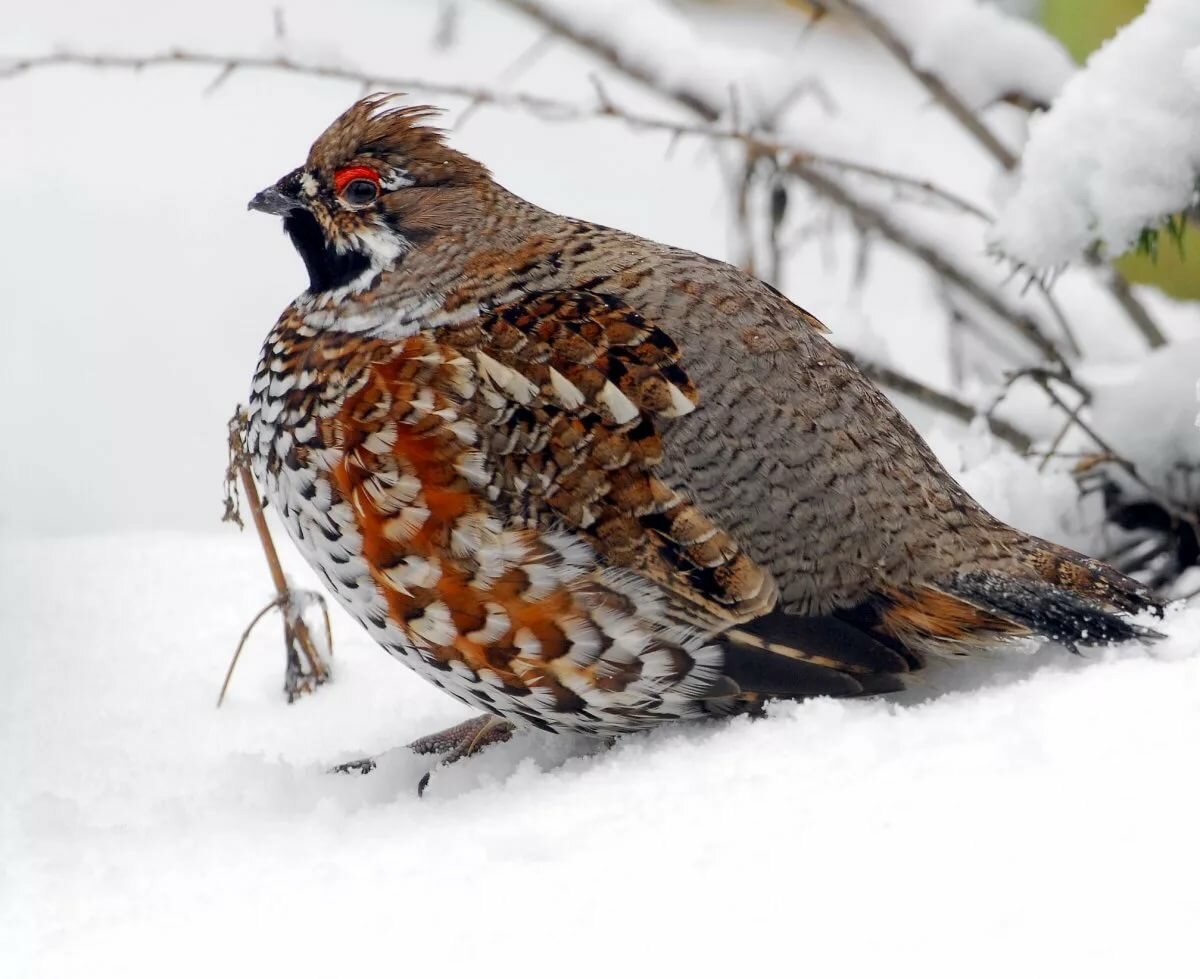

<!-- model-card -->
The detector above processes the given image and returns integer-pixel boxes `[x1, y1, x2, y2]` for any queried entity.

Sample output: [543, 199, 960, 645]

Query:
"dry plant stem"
[237, 458, 331, 692]
[226, 421, 331, 701]
[218, 595, 283, 707]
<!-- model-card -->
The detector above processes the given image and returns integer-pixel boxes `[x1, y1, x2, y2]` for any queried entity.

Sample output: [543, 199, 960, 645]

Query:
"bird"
[245, 95, 1160, 779]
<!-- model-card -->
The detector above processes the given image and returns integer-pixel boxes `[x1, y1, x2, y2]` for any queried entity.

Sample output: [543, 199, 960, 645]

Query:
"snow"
[1085, 337, 1200, 491]
[994, 0, 1200, 267]
[858, 0, 1075, 109]
[505, 0, 803, 121]
[4, 533, 1199, 978]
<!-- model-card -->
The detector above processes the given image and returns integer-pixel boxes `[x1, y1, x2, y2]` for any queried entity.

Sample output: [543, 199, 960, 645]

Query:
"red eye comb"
[333, 165, 380, 196]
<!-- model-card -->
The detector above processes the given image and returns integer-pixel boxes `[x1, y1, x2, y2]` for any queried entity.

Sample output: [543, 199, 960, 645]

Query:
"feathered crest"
[306, 94, 489, 183]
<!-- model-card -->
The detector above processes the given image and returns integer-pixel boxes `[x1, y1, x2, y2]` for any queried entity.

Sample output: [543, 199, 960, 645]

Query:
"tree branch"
[1093, 260, 1169, 349]
[0, 48, 988, 220]
[815, 0, 1169, 351]
[496, 0, 1069, 369]
[818, 0, 1018, 169]
[847, 355, 1033, 453]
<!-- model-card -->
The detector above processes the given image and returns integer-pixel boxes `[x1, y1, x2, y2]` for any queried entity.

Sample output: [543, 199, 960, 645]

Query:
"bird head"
[249, 95, 490, 295]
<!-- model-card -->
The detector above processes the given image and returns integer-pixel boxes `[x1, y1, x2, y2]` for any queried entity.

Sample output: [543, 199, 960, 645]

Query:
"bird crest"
[306, 94, 489, 185]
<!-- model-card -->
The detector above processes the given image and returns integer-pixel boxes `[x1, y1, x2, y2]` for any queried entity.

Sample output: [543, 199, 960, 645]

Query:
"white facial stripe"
[381, 169, 414, 191]
[300, 171, 319, 197]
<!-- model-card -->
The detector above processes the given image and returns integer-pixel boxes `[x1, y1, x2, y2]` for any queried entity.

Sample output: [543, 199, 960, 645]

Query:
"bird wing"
[439, 289, 779, 627]
[312, 325, 735, 733]
[435, 288, 920, 698]
[297, 287, 918, 721]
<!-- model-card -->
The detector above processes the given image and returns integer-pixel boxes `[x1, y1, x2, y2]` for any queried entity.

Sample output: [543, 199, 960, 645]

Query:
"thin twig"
[1034, 279, 1084, 359]
[1023, 369, 1194, 519]
[0, 48, 989, 220]
[817, 0, 1017, 170]
[226, 410, 331, 699]
[813, 0, 1170, 351]
[1094, 260, 1169, 349]
[796, 162, 1068, 368]
[847, 355, 1033, 452]
[497, 0, 721, 120]
[218, 596, 284, 707]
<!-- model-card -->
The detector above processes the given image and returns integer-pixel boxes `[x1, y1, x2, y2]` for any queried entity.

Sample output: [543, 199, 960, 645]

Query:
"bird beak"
[248, 181, 301, 216]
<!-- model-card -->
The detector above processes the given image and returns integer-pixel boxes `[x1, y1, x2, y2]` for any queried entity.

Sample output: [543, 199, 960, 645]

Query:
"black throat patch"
[283, 210, 371, 293]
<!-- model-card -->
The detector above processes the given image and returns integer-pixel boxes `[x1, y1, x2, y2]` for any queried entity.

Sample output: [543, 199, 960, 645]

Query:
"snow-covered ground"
[4, 534, 1199, 978]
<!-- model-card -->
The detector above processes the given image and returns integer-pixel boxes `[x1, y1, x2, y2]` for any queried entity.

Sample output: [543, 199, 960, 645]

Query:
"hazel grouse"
[245, 96, 1159, 770]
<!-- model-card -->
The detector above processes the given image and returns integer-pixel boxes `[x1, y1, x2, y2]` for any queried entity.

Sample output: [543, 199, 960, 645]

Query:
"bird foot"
[412, 715, 516, 796]
[330, 756, 377, 775]
[330, 715, 515, 795]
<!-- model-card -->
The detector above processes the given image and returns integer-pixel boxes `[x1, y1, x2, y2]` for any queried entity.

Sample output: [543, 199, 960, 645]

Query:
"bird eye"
[333, 165, 381, 207]
[343, 179, 378, 206]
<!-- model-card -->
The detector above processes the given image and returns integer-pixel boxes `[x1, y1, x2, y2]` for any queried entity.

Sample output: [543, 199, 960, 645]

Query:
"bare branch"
[817, 0, 1018, 170]
[1020, 370, 1195, 520]
[494, 1, 1070, 368]
[846, 354, 1033, 453]
[795, 162, 1068, 368]
[0, 47, 987, 219]
[1093, 260, 1169, 349]
[812, 0, 1170, 351]
[497, 0, 722, 121]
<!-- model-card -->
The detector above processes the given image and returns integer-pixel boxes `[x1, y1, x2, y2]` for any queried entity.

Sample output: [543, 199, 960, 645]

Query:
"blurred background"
[1, 0, 1195, 591]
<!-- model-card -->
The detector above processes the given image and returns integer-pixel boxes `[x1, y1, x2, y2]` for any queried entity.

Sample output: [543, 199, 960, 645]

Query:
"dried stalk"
[222, 409, 331, 703]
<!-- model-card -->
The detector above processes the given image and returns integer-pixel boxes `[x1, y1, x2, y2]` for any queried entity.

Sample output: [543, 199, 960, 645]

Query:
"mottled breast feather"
[247, 308, 749, 735]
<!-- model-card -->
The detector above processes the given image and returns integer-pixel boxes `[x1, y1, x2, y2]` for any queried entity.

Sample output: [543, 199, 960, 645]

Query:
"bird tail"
[873, 536, 1164, 656]
[707, 537, 1163, 715]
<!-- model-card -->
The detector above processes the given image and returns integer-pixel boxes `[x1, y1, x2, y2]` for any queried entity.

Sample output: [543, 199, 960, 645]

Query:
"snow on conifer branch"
[993, 0, 1200, 268]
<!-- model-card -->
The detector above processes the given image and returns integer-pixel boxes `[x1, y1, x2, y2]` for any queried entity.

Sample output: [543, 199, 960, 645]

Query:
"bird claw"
[327, 715, 515, 795]
[330, 756, 377, 775]
[413, 715, 515, 797]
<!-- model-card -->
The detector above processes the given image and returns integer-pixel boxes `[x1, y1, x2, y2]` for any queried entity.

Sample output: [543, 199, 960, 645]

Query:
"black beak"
[248, 179, 301, 216]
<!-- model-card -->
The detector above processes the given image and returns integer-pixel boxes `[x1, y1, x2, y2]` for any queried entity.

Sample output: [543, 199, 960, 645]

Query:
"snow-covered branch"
[993, 0, 1200, 269]
[818, 0, 1071, 169]
[824, 0, 1074, 119]
[499, 0, 1075, 370]
[817, 0, 1168, 350]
